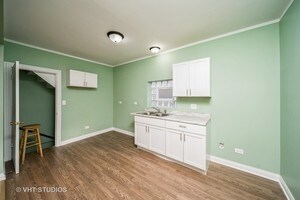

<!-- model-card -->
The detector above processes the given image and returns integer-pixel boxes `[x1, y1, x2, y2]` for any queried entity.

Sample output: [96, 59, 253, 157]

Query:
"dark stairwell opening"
[19, 70, 55, 152]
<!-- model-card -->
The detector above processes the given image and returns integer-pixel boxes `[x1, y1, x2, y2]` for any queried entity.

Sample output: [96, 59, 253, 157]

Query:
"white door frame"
[4, 62, 62, 161]
[19, 63, 62, 147]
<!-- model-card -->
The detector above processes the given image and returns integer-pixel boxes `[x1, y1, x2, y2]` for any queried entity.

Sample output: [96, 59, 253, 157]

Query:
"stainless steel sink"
[136, 111, 169, 117]
[150, 113, 169, 117]
[136, 111, 157, 115]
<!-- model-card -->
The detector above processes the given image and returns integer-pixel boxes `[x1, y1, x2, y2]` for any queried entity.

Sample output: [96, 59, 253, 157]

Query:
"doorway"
[4, 62, 62, 174]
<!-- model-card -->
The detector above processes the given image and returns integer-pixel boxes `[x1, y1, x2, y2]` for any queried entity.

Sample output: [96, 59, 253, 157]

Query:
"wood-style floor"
[5, 131, 286, 200]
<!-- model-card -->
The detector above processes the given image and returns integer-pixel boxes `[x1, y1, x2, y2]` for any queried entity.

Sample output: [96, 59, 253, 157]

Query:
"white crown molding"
[4, 38, 113, 67]
[59, 128, 114, 146]
[113, 19, 280, 67]
[5, 17, 283, 68]
[0, 173, 6, 181]
[113, 127, 134, 137]
[279, 176, 296, 200]
[208, 155, 280, 182]
[279, 0, 294, 20]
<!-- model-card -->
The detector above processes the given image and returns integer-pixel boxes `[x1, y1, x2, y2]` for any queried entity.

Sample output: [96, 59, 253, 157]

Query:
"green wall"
[280, 1, 300, 199]
[4, 41, 114, 141]
[114, 24, 281, 173]
[19, 70, 55, 149]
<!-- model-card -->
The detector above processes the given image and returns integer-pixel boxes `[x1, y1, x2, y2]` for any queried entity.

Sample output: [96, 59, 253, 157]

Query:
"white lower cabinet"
[166, 129, 184, 162]
[183, 133, 206, 169]
[166, 129, 206, 169]
[134, 116, 166, 155]
[149, 126, 165, 155]
[134, 116, 209, 172]
[135, 123, 149, 149]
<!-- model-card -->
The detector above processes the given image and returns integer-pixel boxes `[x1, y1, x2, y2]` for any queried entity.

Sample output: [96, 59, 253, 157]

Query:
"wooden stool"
[19, 124, 43, 164]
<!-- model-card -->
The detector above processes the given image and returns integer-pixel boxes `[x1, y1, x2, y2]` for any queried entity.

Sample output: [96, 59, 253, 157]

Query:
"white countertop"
[131, 111, 210, 126]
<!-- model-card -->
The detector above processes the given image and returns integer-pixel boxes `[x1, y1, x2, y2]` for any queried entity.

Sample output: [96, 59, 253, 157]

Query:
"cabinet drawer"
[166, 121, 206, 135]
[135, 116, 165, 127]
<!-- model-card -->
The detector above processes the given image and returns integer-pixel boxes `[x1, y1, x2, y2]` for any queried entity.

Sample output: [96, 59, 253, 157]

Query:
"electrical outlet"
[84, 125, 90, 130]
[134, 101, 138, 105]
[219, 143, 224, 149]
[62, 100, 67, 105]
[235, 148, 244, 155]
[191, 104, 197, 110]
[119, 101, 122, 104]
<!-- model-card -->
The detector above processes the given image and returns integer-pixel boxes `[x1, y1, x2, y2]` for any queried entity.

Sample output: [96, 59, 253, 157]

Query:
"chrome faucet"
[150, 107, 160, 113]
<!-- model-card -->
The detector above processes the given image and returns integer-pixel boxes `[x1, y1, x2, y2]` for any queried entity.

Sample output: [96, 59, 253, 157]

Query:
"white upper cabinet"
[172, 62, 190, 96]
[173, 58, 210, 97]
[85, 72, 98, 88]
[68, 69, 98, 88]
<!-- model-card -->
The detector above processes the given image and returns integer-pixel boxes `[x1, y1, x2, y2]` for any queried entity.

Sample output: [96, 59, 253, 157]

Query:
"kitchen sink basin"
[150, 113, 169, 117]
[136, 111, 169, 117]
[136, 111, 157, 115]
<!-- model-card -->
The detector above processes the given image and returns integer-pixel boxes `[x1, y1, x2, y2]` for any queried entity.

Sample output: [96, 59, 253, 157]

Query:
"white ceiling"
[4, 0, 292, 66]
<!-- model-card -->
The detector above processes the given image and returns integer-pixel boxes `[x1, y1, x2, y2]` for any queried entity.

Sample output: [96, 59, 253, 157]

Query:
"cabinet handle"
[189, 89, 191, 96]
[145, 126, 147, 132]
[180, 133, 182, 141]
[186, 89, 188, 96]
[184, 134, 186, 142]
[179, 125, 186, 128]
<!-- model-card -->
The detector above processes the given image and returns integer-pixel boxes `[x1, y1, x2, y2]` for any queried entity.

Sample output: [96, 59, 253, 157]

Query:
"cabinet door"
[183, 132, 206, 170]
[173, 62, 190, 96]
[189, 58, 210, 96]
[135, 123, 149, 149]
[85, 72, 98, 88]
[68, 70, 85, 87]
[166, 129, 183, 162]
[149, 126, 165, 155]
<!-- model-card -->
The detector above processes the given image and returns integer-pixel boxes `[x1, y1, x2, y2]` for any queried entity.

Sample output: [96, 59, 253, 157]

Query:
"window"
[149, 80, 176, 108]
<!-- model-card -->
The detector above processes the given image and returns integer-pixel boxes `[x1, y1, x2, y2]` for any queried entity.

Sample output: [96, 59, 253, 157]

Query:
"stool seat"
[19, 124, 43, 164]
[20, 124, 40, 130]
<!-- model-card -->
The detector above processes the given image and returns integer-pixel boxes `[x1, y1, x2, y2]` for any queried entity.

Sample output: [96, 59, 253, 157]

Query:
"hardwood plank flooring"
[5, 131, 286, 200]
[0, 180, 5, 200]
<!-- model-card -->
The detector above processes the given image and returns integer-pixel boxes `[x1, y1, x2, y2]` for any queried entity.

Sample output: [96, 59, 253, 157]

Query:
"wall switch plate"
[62, 100, 67, 105]
[235, 148, 244, 155]
[134, 101, 138, 105]
[84, 126, 90, 129]
[191, 104, 197, 110]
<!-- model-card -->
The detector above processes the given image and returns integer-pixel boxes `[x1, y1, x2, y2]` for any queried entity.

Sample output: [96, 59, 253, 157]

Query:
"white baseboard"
[208, 155, 280, 182]
[209, 155, 295, 200]
[0, 173, 6, 181]
[113, 127, 134, 137]
[279, 176, 295, 200]
[60, 128, 114, 146]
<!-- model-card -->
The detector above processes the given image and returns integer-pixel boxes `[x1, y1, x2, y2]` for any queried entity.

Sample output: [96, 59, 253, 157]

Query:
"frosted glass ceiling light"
[107, 31, 124, 43]
[150, 46, 160, 54]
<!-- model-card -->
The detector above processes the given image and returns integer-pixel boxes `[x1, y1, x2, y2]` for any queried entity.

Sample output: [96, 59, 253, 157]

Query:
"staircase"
[27, 71, 55, 88]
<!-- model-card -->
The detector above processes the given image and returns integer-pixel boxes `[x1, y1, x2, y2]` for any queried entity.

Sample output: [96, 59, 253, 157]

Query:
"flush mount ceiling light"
[149, 46, 160, 54]
[107, 31, 124, 43]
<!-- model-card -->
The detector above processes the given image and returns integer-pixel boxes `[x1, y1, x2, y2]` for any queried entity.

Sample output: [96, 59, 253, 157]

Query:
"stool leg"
[36, 128, 43, 157]
[21, 130, 28, 164]
[19, 131, 24, 159]
[35, 129, 40, 154]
